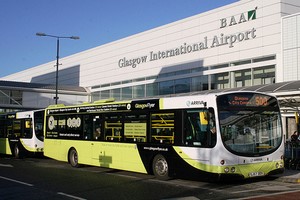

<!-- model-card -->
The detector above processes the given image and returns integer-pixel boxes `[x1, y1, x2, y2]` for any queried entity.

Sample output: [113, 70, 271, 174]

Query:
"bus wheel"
[14, 144, 21, 159]
[152, 154, 170, 180]
[69, 148, 79, 168]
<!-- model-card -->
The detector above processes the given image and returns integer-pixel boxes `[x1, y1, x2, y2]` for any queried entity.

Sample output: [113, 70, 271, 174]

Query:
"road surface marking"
[57, 192, 87, 200]
[0, 175, 33, 186]
[0, 164, 13, 167]
[229, 189, 300, 200]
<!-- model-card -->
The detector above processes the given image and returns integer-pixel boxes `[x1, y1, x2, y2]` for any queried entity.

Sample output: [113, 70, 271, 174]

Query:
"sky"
[0, 0, 238, 77]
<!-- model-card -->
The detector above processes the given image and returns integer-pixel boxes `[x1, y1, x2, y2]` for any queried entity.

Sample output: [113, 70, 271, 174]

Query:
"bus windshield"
[217, 93, 282, 156]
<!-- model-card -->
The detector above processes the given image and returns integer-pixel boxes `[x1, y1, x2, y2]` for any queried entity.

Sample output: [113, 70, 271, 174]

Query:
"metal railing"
[285, 141, 300, 170]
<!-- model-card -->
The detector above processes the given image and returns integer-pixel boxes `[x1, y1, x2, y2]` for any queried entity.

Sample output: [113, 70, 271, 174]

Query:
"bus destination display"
[219, 93, 273, 107]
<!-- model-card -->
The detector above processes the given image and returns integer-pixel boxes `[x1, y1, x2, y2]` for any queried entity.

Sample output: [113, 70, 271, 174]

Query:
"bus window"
[13, 120, 21, 138]
[0, 119, 6, 138]
[184, 108, 216, 147]
[23, 119, 33, 138]
[124, 113, 147, 143]
[151, 113, 174, 144]
[93, 115, 102, 140]
[104, 115, 122, 141]
[83, 115, 93, 140]
[34, 110, 44, 141]
[208, 108, 217, 147]
[7, 120, 13, 137]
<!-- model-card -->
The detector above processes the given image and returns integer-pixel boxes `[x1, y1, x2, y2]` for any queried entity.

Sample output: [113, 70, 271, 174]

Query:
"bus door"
[18, 118, 34, 152]
[6, 119, 22, 156]
[184, 108, 216, 147]
[91, 115, 103, 164]
[96, 114, 123, 168]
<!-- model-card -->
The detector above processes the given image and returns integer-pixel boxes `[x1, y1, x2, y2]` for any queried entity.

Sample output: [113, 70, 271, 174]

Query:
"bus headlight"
[224, 167, 236, 173]
[224, 167, 229, 173]
[280, 162, 284, 168]
[276, 162, 284, 169]
[231, 167, 236, 173]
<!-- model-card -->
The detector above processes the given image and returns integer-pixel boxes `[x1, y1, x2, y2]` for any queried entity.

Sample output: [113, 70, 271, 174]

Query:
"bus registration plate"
[249, 171, 264, 177]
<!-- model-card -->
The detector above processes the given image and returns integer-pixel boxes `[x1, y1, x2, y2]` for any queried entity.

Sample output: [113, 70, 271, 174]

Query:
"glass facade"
[121, 87, 132, 100]
[91, 55, 276, 101]
[133, 85, 145, 99]
[0, 90, 22, 105]
[0, 89, 23, 113]
[212, 72, 229, 89]
[175, 78, 191, 94]
[253, 66, 275, 85]
[0, 90, 10, 105]
[111, 88, 121, 100]
[233, 69, 252, 88]
[146, 83, 159, 97]
[159, 80, 174, 95]
[191, 76, 208, 92]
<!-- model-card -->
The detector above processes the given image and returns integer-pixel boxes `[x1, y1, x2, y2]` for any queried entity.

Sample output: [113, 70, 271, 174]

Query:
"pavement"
[273, 169, 300, 183]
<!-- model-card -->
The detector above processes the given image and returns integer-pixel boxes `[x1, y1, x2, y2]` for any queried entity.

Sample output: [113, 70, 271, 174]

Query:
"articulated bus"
[0, 110, 44, 158]
[44, 91, 284, 180]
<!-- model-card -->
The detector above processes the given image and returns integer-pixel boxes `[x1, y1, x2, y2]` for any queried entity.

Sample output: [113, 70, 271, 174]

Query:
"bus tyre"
[69, 148, 80, 168]
[14, 144, 21, 159]
[152, 154, 170, 180]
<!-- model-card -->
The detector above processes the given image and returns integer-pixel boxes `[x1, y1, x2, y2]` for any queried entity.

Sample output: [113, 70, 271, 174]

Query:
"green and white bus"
[44, 91, 284, 180]
[0, 110, 44, 158]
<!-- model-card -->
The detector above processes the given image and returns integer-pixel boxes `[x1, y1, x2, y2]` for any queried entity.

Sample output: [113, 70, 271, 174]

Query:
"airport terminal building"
[2, 0, 300, 137]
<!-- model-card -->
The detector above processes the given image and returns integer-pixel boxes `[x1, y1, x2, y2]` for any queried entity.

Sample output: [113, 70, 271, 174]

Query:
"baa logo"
[220, 7, 257, 29]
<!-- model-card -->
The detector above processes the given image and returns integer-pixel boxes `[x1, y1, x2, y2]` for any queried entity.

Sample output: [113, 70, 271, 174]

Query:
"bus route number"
[255, 96, 268, 106]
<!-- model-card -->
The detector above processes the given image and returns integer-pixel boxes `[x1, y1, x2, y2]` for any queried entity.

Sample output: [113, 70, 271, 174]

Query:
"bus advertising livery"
[43, 92, 284, 181]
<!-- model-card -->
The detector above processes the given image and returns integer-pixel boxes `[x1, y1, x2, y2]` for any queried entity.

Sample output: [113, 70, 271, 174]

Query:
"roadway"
[0, 156, 300, 200]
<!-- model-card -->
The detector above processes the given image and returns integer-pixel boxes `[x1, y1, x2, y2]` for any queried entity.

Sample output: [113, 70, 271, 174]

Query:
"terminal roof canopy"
[0, 80, 87, 93]
[184, 80, 300, 95]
